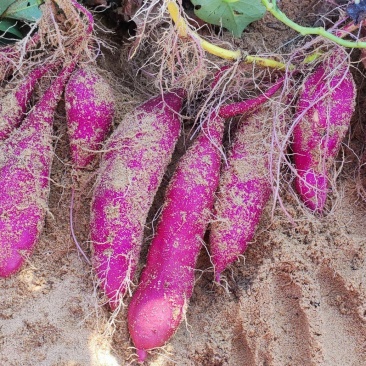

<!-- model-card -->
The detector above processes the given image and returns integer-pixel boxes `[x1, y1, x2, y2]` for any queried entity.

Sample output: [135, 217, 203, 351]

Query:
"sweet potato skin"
[65, 66, 115, 168]
[0, 63, 75, 277]
[90, 91, 184, 310]
[293, 53, 356, 212]
[209, 111, 271, 281]
[127, 113, 224, 361]
[0, 64, 53, 141]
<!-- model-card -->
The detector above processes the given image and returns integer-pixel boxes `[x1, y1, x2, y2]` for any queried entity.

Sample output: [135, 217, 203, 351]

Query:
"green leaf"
[2, 0, 43, 22]
[191, 0, 266, 38]
[0, 1, 17, 16]
[0, 19, 22, 38]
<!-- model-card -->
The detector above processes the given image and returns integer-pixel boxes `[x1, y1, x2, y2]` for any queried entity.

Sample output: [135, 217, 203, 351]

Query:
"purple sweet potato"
[209, 108, 272, 281]
[292, 52, 356, 212]
[0, 34, 40, 82]
[128, 112, 225, 362]
[65, 66, 115, 168]
[0, 63, 54, 141]
[0, 62, 75, 277]
[218, 77, 284, 119]
[90, 91, 184, 310]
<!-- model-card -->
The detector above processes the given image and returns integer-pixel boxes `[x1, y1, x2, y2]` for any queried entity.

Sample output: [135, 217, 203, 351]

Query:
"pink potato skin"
[293, 53, 356, 212]
[90, 91, 184, 310]
[209, 111, 271, 281]
[0, 63, 54, 141]
[218, 77, 284, 119]
[0, 34, 40, 82]
[65, 66, 115, 168]
[128, 113, 225, 362]
[0, 63, 75, 277]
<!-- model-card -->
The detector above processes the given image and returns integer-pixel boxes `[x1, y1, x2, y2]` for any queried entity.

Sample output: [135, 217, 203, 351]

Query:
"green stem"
[262, 0, 366, 49]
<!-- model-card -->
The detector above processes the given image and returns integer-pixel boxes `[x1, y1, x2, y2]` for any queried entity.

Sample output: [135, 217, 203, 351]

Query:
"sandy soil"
[1, 1, 366, 365]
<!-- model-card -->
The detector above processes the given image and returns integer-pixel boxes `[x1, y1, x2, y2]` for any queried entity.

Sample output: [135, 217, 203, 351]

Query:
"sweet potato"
[0, 63, 54, 141]
[128, 112, 224, 362]
[90, 91, 184, 310]
[0, 34, 41, 82]
[292, 51, 356, 212]
[218, 77, 284, 119]
[209, 109, 272, 281]
[65, 66, 115, 168]
[0, 62, 75, 277]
